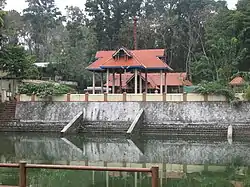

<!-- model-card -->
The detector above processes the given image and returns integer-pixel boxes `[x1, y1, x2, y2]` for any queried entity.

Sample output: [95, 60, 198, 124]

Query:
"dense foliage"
[19, 83, 74, 98]
[1, 0, 250, 90]
[243, 86, 250, 101]
[0, 45, 39, 78]
[195, 81, 236, 101]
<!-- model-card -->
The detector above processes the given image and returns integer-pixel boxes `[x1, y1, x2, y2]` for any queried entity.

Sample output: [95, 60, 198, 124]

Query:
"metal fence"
[0, 161, 159, 187]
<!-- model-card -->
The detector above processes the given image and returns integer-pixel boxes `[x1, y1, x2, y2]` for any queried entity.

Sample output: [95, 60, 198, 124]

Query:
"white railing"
[16, 93, 244, 102]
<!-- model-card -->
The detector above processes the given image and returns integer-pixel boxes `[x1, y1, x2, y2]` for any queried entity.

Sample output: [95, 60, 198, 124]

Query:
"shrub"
[195, 81, 236, 101]
[243, 86, 250, 101]
[19, 83, 74, 98]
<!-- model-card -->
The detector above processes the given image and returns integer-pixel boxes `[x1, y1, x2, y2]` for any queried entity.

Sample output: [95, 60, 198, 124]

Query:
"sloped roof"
[105, 72, 192, 88]
[87, 48, 172, 71]
[229, 76, 245, 85]
[145, 72, 192, 86]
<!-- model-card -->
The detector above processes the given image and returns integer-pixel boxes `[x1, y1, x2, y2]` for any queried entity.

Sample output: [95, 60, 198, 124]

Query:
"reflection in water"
[0, 133, 249, 186]
[0, 166, 248, 187]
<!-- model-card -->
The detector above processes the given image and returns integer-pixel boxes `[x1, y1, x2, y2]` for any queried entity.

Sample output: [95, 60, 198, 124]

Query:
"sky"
[5, 0, 238, 14]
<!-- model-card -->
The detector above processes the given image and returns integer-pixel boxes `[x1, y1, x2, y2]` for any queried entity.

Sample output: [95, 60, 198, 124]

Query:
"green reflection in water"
[0, 164, 249, 187]
[1, 133, 250, 186]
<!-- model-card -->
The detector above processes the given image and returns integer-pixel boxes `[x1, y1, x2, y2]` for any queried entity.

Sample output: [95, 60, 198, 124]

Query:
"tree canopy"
[1, 0, 250, 90]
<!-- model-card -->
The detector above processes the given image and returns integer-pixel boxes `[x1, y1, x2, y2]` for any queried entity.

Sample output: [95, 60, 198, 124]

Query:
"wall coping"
[17, 93, 244, 102]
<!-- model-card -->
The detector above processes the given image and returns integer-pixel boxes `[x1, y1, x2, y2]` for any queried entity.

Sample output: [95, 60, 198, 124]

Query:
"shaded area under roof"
[105, 72, 192, 89]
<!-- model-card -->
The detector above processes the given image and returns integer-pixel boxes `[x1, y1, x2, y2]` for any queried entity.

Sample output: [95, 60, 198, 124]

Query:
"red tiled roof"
[229, 76, 245, 85]
[145, 73, 192, 86]
[86, 48, 172, 71]
[101, 57, 143, 68]
[105, 72, 192, 88]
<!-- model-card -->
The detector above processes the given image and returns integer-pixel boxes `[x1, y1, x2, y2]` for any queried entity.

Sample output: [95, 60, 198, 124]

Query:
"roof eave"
[99, 66, 173, 71]
[86, 67, 105, 72]
[100, 65, 144, 69]
[142, 67, 173, 71]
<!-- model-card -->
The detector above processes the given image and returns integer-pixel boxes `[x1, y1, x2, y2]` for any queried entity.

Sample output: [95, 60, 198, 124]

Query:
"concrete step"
[0, 119, 17, 122]
[80, 127, 128, 133]
[141, 124, 228, 136]
[80, 121, 130, 133]
[0, 121, 67, 132]
[79, 130, 127, 134]
[0, 119, 19, 123]
[141, 131, 227, 136]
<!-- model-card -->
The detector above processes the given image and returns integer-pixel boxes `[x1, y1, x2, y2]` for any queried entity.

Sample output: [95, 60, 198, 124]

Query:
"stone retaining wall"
[16, 102, 250, 125]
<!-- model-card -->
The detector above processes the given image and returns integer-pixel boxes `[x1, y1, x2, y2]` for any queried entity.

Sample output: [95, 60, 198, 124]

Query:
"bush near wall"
[19, 83, 74, 98]
[195, 81, 236, 102]
[243, 86, 250, 101]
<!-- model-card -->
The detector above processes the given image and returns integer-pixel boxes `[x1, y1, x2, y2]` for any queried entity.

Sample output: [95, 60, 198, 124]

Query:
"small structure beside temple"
[86, 47, 174, 94]
[229, 76, 246, 92]
[229, 76, 245, 87]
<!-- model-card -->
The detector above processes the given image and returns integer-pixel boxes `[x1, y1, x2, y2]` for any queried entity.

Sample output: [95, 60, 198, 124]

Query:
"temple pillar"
[139, 71, 142, 93]
[119, 73, 122, 93]
[106, 69, 109, 93]
[145, 71, 148, 93]
[112, 71, 115, 94]
[164, 72, 167, 93]
[160, 70, 163, 94]
[92, 71, 95, 94]
[124, 69, 127, 93]
[134, 69, 138, 94]
[101, 72, 104, 93]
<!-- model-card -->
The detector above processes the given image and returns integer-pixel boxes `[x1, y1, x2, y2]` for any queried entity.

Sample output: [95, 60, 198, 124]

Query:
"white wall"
[19, 93, 244, 102]
[0, 79, 19, 101]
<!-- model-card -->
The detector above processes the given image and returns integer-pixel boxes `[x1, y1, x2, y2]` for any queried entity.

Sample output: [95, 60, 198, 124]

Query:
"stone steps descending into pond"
[79, 121, 131, 134]
[142, 124, 228, 136]
[232, 126, 250, 136]
[0, 101, 17, 123]
[0, 121, 67, 132]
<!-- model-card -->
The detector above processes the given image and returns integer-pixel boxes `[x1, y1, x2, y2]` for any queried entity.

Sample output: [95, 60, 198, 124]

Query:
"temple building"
[86, 47, 193, 94]
[86, 47, 178, 94]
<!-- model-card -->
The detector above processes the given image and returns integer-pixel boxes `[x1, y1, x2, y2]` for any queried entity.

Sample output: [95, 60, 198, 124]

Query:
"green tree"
[0, 45, 39, 79]
[49, 6, 98, 90]
[192, 37, 243, 83]
[85, 0, 143, 50]
[23, 0, 64, 61]
[2, 10, 24, 45]
[0, 0, 6, 46]
[0, 0, 6, 9]
[236, 0, 250, 71]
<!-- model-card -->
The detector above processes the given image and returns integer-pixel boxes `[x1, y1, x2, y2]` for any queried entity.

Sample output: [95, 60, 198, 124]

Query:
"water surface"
[0, 133, 249, 187]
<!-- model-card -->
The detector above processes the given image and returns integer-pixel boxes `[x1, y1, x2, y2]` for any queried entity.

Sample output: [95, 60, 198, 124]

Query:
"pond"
[0, 132, 249, 187]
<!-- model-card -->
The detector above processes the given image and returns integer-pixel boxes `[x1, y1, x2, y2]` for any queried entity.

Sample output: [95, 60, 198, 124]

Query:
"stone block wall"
[16, 101, 250, 125]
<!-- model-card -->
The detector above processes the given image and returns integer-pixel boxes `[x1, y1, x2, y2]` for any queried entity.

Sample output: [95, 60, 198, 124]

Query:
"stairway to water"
[79, 121, 131, 134]
[0, 101, 19, 124]
[141, 123, 228, 137]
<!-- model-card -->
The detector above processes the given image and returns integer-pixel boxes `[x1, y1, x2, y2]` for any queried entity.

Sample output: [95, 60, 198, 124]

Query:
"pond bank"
[2, 101, 250, 136]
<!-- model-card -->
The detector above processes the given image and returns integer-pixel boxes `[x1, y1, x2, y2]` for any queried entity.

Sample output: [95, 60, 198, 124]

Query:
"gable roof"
[86, 49, 173, 71]
[229, 76, 245, 85]
[105, 72, 192, 88]
[112, 47, 132, 57]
